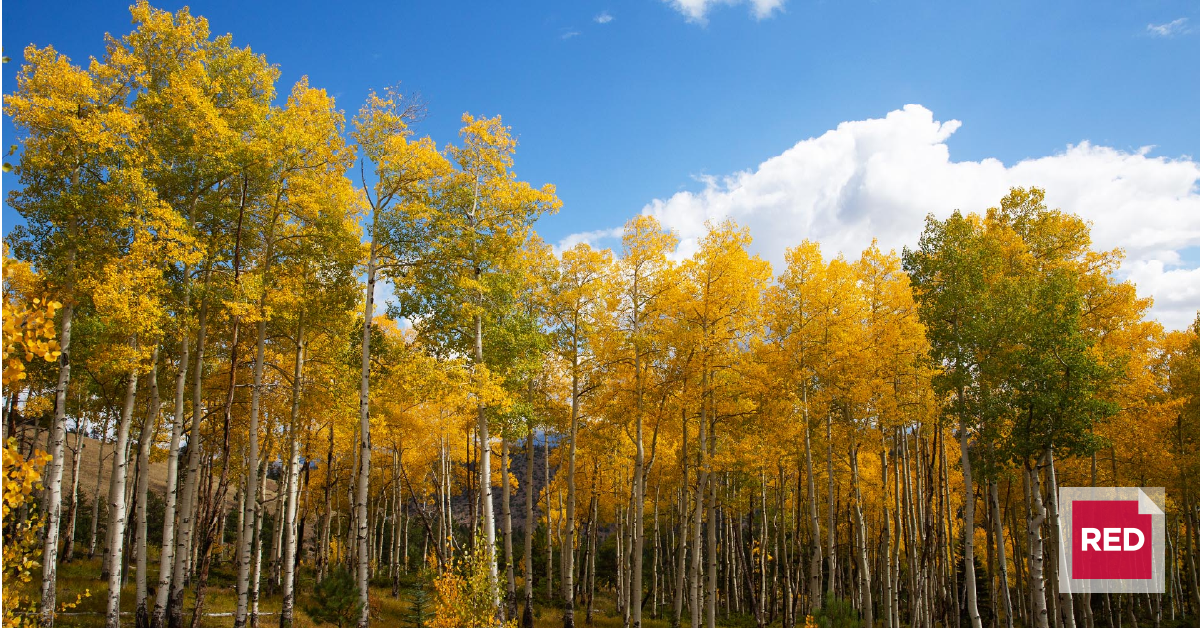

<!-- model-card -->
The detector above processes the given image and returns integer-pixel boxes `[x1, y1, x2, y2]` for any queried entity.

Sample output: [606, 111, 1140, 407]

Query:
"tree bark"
[805, 394, 822, 613]
[522, 403, 536, 628]
[105, 346, 142, 628]
[151, 277, 190, 628]
[672, 411, 690, 628]
[705, 424, 718, 628]
[850, 441, 873, 628]
[993, 479, 1015, 628]
[690, 390, 708, 628]
[959, 408, 983, 628]
[563, 335, 580, 628]
[502, 437, 517, 619]
[167, 267, 211, 628]
[136, 349, 161, 628]
[826, 412, 837, 600]
[63, 419, 85, 563]
[38, 238, 76, 628]
[354, 234, 378, 628]
[1026, 456, 1050, 628]
[236, 306, 271, 628]
[1046, 449, 1076, 628]
[547, 430, 554, 601]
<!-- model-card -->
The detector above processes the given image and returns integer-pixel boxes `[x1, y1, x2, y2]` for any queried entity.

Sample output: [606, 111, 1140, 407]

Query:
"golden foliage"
[2, 249, 62, 388]
[2, 438, 52, 627]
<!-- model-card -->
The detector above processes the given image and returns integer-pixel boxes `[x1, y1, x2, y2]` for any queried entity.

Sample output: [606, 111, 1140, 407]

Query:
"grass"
[23, 556, 411, 628]
[27, 554, 770, 628]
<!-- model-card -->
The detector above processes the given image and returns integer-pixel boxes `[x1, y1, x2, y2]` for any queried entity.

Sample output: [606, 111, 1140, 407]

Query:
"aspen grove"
[3, 5, 1200, 628]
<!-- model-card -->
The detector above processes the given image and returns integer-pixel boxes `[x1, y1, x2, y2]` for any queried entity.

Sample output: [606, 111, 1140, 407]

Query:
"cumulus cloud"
[566, 105, 1200, 330]
[665, 0, 786, 23]
[595, 11, 614, 24]
[560, 30, 581, 40]
[555, 227, 624, 255]
[1147, 17, 1189, 38]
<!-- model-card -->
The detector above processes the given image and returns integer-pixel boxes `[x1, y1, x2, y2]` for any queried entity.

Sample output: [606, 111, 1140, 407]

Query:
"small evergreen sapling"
[302, 567, 364, 628]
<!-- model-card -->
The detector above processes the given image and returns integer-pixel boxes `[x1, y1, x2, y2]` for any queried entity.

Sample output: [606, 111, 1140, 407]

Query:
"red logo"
[1071, 500, 1153, 579]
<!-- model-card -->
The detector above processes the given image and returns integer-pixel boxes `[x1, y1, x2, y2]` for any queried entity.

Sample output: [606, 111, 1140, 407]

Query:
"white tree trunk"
[523, 412, 535, 628]
[63, 420, 85, 563]
[992, 479, 1015, 628]
[280, 325, 305, 628]
[105, 351, 141, 628]
[1026, 458, 1050, 628]
[234, 313, 269, 628]
[850, 441, 873, 628]
[805, 396, 822, 613]
[168, 273, 211, 628]
[354, 241, 378, 628]
[502, 438, 516, 616]
[39, 297, 75, 628]
[136, 349, 161, 628]
[690, 396, 708, 628]
[474, 311, 500, 618]
[250, 460, 268, 627]
[960, 413, 983, 628]
[152, 298, 190, 628]
[563, 342, 579, 628]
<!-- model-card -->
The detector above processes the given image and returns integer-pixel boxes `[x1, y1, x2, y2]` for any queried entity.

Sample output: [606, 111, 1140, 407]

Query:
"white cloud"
[554, 227, 624, 255]
[1147, 17, 1189, 38]
[561, 30, 581, 40]
[595, 11, 614, 24]
[665, 0, 786, 23]
[566, 104, 1200, 330]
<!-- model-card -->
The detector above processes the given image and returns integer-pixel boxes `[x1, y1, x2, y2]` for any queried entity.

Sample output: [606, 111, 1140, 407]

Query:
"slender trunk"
[151, 270, 191, 628]
[474, 308, 500, 618]
[355, 232, 378, 628]
[993, 479, 1015, 628]
[279, 322, 305, 628]
[881, 437, 893, 628]
[587, 487, 599, 624]
[234, 230, 274, 628]
[105, 345, 142, 628]
[633, 308, 646, 628]
[502, 437, 516, 618]
[168, 267, 211, 628]
[673, 408, 689, 628]
[960, 410, 983, 628]
[1046, 449, 1076, 628]
[89, 425, 107, 560]
[805, 391, 822, 613]
[563, 336, 580, 628]
[319, 420, 334, 582]
[1026, 457, 1050, 628]
[826, 413, 836, 599]
[705, 423, 717, 628]
[251, 460, 268, 628]
[653, 483, 661, 620]
[136, 350, 161, 628]
[63, 422, 85, 562]
[850, 441, 873, 628]
[39, 218, 76, 628]
[523, 402, 536, 628]
[690, 390, 708, 628]
[547, 431, 555, 600]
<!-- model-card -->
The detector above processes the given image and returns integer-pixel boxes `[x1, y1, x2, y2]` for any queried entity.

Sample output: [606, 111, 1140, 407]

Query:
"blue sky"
[4, 0, 1199, 327]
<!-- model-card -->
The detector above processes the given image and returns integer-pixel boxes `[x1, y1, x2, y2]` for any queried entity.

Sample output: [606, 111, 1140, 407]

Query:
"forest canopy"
[3, 4, 1199, 628]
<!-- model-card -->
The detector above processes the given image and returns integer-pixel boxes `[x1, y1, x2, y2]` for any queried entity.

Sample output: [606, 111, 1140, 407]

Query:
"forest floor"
[27, 556, 695, 628]
[26, 556, 405, 628]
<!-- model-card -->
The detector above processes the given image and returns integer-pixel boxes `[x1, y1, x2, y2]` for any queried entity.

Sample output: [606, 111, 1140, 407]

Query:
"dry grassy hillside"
[19, 426, 279, 508]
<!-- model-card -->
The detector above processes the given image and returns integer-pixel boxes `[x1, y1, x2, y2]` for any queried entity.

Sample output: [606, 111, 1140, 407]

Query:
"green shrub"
[303, 567, 364, 628]
[813, 594, 861, 628]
